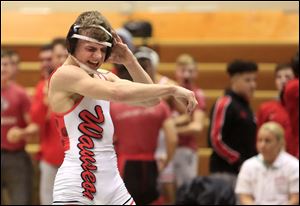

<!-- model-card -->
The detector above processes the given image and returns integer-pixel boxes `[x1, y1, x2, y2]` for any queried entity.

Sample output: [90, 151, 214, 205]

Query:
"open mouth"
[184, 78, 191, 85]
[87, 61, 100, 68]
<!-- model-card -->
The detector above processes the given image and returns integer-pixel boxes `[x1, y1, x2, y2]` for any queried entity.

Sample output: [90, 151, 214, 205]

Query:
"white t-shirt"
[235, 151, 299, 205]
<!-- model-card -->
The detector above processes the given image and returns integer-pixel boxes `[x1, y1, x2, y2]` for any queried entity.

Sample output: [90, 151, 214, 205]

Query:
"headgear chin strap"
[70, 55, 103, 76]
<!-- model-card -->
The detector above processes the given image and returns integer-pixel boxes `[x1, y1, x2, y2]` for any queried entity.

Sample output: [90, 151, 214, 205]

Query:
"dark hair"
[291, 52, 299, 78]
[51, 38, 67, 49]
[114, 64, 133, 81]
[227, 60, 258, 76]
[6, 50, 18, 57]
[274, 63, 293, 75]
[40, 44, 53, 52]
[1, 49, 10, 58]
[6, 50, 20, 63]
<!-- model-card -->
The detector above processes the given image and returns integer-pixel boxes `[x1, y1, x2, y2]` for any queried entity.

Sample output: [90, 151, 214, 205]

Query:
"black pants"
[123, 160, 159, 205]
[1, 150, 33, 205]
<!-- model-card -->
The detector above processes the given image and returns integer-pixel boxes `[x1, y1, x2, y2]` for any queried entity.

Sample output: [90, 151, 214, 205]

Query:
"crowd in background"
[1, 24, 299, 205]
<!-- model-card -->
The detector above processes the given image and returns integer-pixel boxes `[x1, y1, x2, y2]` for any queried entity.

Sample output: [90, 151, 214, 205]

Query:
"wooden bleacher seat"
[18, 62, 279, 90]
[198, 148, 213, 176]
[2, 41, 298, 63]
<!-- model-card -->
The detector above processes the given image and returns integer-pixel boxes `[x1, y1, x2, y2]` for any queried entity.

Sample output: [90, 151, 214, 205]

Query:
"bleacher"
[2, 40, 297, 178]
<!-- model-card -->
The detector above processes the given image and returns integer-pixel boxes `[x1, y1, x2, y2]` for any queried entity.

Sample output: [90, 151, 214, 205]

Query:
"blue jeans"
[1, 150, 33, 205]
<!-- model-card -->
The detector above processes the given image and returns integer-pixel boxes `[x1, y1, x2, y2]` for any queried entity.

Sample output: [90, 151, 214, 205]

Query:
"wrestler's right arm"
[49, 65, 197, 113]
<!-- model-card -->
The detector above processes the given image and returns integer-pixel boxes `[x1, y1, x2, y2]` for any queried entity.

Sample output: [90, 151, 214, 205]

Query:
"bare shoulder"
[51, 65, 87, 84]
[49, 65, 92, 97]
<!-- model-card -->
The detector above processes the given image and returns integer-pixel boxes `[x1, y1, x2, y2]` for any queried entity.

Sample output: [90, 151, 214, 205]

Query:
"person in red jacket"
[29, 41, 67, 205]
[1, 49, 38, 205]
[256, 63, 295, 157]
[283, 52, 299, 158]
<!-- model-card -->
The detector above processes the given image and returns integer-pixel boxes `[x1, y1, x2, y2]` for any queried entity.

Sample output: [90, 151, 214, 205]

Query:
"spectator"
[29, 43, 65, 205]
[128, 46, 187, 204]
[51, 38, 68, 69]
[116, 27, 135, 52]
[1, 49, 38, 205]
[110, 28, 136, 76]
[159, 54, 206, 204]
[7, 50, 21, 80]
[282, 52, 299, 158]
[274, 64, 295, 93]
[256, 63, 295, 157]
[235, 121, 299, 205]
[38, 44, 54, 79]
[133, 46, 185, 113]
[111, 47, 178, 205]
[208, 60, 258, 177]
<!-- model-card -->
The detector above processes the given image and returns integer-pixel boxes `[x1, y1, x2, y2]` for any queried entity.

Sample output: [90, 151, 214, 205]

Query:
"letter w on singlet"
[78, 105, 105, 139]
[77, 105, 105, 200]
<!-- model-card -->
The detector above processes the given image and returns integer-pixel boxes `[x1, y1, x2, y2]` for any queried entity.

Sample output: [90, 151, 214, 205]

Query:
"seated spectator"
[235, 122, 299, 205]
[176, 175, 236, 205]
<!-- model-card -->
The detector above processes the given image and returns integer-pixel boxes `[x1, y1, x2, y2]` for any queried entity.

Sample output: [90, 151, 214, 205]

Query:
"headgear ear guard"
[66, 24, 79, 55]
[104, 34, 113, 61]
[66, 24, 114, 61]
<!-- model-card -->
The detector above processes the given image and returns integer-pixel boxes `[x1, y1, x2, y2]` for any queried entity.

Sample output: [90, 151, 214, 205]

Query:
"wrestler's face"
[74, 40, 107, 70]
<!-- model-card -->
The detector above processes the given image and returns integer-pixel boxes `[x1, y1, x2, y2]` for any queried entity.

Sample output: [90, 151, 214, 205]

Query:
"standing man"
[1, 49, 38, 205]
[208, 60, 258, 177]
[30, 42, 66, 205]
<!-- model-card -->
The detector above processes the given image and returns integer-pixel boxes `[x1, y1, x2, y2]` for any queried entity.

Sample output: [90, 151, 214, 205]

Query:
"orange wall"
[133, 11, 299, 41]
[1, 11, 126, 44]
[1, 11, 299, 44]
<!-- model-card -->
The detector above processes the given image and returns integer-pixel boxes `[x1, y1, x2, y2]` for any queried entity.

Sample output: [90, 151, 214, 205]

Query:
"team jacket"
[208, 89, 257, 174]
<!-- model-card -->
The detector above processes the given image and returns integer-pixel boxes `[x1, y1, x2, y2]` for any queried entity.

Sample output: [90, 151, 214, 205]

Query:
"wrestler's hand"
[173, 86, 198, 114]
[105, 30, 134, 65]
